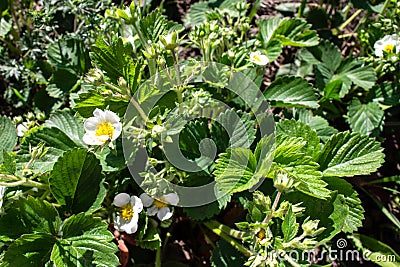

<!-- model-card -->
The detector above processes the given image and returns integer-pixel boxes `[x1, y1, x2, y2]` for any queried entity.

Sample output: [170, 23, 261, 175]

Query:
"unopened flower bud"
[30, 142, 48, 160]
[85, 68, 104, 85]
[273, 172, 294, 192]
[160, 31, 179, 50]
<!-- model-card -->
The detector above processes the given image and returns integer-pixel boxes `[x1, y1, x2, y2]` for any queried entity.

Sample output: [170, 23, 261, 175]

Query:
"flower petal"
[93, 108, 105, 120]
[131, 196, 143, 213]
[163, 193, 179, 206]
[140, 193, 154, 207]
[157, 207, 173, 221]
[113, 193, 131, 207]
[84, 117, 100, 132]
[104, 110, 120, 124]
[83, 133, 104, 145]
[147, 205, 158, 216]
[111, 122, 123, 141]
[118, 213, 139, 234]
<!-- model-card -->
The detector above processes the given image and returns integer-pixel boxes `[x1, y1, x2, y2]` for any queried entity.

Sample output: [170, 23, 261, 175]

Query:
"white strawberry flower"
[140, 193, 179, 221]
[113, 193, 143, 234]
[374, 34, 400, 57]
[83, 109, 122, 146]
[16, 122, 29, 137]
[249, 51, 269, 66]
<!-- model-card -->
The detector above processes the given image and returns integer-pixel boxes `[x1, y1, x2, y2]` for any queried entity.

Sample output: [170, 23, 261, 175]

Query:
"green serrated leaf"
[72, 89, 128, 118]
[45, 109, 85, 146]
[258, 17, 319, 48]
[90, 37, 132, 85]
[297, 109, 338, 143]
[325, 177, 364, 234]
[1, 233, 56, 267]
[211, 109, 256, 152]
[137, 218, 161, 250]
[46, 38, 90, 74]
[0, 196, 61, 240]
[370, 81, 400, 106]
[284, 177, 364, 244]
[0, 116, 17, 163]
[282, 205, 299, 242]
[276, 119, 320, 159]
[46, 69, 78, 99]
[61, 213, 112, 239]
[50, 148, 105, 214]
[1, 150, 16, 174]
[264, 76, 319, 109]
[317, 131, 384, 177]
[214, 148, 258, 194]
[123, 61, 141, 95]
[51, 213, 118, 267]
[347, 98, 384, 136]
[274, 136, 330, 199]
[139, 8, 183, 43]
[17, 127, 80, 173]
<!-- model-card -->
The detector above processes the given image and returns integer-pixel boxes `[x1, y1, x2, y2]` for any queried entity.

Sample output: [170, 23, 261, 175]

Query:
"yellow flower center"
[153, 197, 168, 209]
[120, 204, 134, 220]
[384, 44, 395, 53]
[257, 228, 266, 242]
[95, 122, 114, 138]
[253, 55, 261, 63]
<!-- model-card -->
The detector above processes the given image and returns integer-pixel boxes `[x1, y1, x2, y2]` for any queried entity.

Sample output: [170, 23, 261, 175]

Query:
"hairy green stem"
[339, 9, 362, 31]
[205, 220, 249, 239]
[129, 98, 149, 124]
[262, 191, 282, 224]
[380, 0, 391, 15]
[155, 245, 162, 267]
[203, 221, 252, 256]
[0, 174, 48, 190]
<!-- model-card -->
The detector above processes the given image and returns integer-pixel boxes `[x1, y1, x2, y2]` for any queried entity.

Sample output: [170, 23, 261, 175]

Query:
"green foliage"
[308, 41, 376, 99]
[139, 8, 183, 43]
[0, 0, 397, 265]
[276, 119, 320, 159]
[258, 17, 318, 61]
[90, 37, 140, 89]
[183, 0, 242, 27]
[281, 205, 299, 242]
[214, 135, 274, 194]
[1, 233, 57, 267]
[274, 135, 330, 199]
[45, 109, 85, 146]
[17, 126, 81, 173]
[0, 196, 61, 240]
[263, 76, 319, 109]
[284, 177, 364, 243]
[347, 98, 385, 136]
[72, 89, 129, 118]
[0, 197, 118, 267]
[50, 213, 119, 266]
[49, 148, 106, 214]
[317, 131, 385, 177]
[0, 116, 17, 162]
[297, 110, 338, 143]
